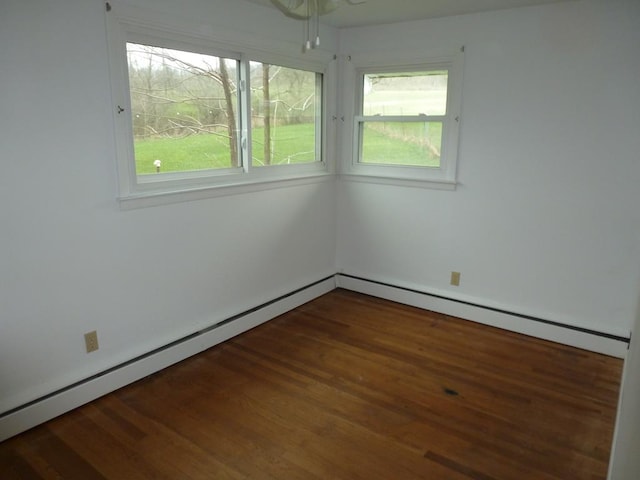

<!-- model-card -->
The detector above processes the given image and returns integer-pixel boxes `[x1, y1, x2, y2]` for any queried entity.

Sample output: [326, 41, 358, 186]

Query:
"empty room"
[1, 0, 639, 478]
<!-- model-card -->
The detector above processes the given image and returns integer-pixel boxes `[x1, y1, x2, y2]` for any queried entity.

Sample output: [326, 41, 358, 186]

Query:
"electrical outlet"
[84, 330, 99, 353]
[450, 271, 461, 286]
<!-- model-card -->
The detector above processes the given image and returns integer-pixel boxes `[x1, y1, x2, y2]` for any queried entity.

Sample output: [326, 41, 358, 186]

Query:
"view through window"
[126, 43, 240, 175]
[250, 62, 321, 167]
[126, 44, 322, 178]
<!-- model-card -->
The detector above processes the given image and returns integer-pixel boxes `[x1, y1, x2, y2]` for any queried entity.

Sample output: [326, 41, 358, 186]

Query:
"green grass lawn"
[361, 122, 441, 167]
[134, 122, 442, 174]
[134, 123, 316, 174]
[134, 132, 232, 174]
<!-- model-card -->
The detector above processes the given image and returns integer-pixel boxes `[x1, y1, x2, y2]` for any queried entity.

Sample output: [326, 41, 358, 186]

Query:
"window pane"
[250, 62, 320, 166]
[126, 43, 239, 175]
[360, 121, 442, 167]
[363, 71, 448, 116]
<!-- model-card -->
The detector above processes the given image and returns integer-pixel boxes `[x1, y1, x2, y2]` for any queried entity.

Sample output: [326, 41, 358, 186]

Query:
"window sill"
[118, 171, 333, 210]
[338, 172, 457, 191]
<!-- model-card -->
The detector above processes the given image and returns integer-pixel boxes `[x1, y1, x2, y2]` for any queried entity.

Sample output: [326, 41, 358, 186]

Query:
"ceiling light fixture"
[270, 0, 366, 52]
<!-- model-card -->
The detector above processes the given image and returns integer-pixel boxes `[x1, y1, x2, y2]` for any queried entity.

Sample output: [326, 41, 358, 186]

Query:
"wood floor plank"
[231, 316, 596, 480]
[0, 289, 623, 479]
[238, 315, 590, 462]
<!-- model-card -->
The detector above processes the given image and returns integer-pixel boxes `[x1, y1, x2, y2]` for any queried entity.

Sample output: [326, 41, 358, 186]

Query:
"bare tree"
[219, 59, 238, 167]
[262, 63, 271, 165]
[128, 45, 239, 167]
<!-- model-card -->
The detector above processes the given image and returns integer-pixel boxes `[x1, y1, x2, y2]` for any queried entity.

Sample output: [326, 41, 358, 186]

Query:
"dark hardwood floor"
[0, 289, 623, 479]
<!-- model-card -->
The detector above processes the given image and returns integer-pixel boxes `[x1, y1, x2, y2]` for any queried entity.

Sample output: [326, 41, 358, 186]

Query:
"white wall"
[336, 0, 640, 339]
[0, 0, 337, 416]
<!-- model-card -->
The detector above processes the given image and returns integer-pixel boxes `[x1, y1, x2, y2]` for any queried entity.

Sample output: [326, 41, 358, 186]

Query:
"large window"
[106, 9, 329, 206]
[345, 53, 463, 187]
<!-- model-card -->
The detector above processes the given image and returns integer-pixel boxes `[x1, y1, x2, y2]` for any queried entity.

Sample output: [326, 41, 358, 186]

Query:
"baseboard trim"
[0, 276, 336, 442]
[1, 272, 629, 442]
[336, 273, 629, 358]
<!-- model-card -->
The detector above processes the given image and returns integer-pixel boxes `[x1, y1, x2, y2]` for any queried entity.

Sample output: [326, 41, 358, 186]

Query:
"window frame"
[342, 52, 464, 189]
[106, 7, 332, 208]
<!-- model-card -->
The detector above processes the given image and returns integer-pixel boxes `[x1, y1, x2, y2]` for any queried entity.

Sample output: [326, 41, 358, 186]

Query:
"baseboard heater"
[0, 275, 336, 442]
[335, 273, 630, 358]
[0, 272, 630, 441]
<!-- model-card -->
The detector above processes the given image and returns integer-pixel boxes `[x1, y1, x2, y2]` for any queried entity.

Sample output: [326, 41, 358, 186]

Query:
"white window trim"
[338, 50, 464, 189]
[105, 3, 335, 209]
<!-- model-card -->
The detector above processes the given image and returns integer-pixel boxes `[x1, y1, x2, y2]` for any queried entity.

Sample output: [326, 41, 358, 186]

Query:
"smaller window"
[359, 71, 446, 167]
[349, 55, 463, 187]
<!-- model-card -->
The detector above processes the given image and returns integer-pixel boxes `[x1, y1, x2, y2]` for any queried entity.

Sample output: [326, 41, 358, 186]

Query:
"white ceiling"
[241, 0, 570, 28]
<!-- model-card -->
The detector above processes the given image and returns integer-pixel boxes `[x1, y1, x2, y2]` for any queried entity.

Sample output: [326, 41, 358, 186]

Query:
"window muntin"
[250, 62, 322, 167]
[356, 69, 450, 168]
[126, 43, 241, 178]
